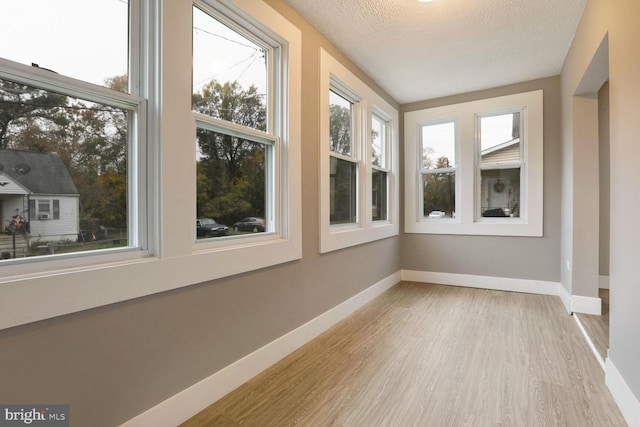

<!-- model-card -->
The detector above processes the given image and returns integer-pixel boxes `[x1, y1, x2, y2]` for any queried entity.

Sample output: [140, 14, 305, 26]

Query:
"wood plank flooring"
[182, 282, 626, 426]
[576, 289, 610, 361]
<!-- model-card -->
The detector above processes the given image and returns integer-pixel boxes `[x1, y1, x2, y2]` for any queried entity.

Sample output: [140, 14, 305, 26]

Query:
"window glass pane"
[196, 128, 266, 239]
[480, 112, 521, 165]
[329, 90, 353, 156]
[192, 6, 268, 130]
[480, 168, 520, 218]
[330, 156, 356, 225]
[372, 115, 386, 168]
[0, 77, 129, 258]
[372, 169, 387, 221]
[423, 172, 455, 218]
[38, 201, 51, 213]
[0, 0, 129, 91]
[421, 122, 455, 169]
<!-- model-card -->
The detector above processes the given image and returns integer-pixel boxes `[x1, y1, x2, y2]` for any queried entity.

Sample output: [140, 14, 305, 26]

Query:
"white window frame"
[371, 111, 391, 222]
[320, 48, 399, 253]
[190, 0, 301, 257]
[0, 0, 150, 271]
[328, 84, 360, 226]
[419, 118, 460, 222]
[0, 0, 302, 331]
[38, 200, 51, 214]
[476, 108, 525, 221]
[31, 199, 61, 220]
[404, 90, 543, 236]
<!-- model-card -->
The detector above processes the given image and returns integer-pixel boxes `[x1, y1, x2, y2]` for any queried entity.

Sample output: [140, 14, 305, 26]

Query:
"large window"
[329, 89, 358, 225]
[188, 1, 302, 271]
[0, 0, 144, 262]
[0, 1, 302, 331]
[404, 90, 543, 236]
[421, 121, 457, 220]
[372, 113, 390, 222]
[320, 49, 399, 253]
[478, 111, 523, 219]
[192, 2, 278, 241]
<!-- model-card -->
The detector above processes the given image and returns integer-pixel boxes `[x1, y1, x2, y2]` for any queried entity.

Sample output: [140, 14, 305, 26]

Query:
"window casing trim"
[320, 48, 399, 253]
[404, 90, 543, 237]
[188, 0, 302, 262]
[0, 42, 150, 275]
[417, 117, 461, 223]
[370, 109, 392, 224]
[474, 107, 526, 222]
[191, 1, 289, 250]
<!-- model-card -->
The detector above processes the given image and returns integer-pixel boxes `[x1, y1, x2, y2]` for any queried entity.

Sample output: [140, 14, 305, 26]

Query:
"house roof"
[0, 149, 79, 195]
[481, 138, 520, 157]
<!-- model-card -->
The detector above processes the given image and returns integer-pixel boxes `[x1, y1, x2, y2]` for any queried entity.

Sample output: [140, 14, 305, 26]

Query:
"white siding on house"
[29, 196, 79, 242]
[482, 144, 520, 163]
[0, 174, 29, 195]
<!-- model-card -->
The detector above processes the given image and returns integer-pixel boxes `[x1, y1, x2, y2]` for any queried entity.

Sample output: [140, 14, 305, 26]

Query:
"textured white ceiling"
[284, 0, 588, 104]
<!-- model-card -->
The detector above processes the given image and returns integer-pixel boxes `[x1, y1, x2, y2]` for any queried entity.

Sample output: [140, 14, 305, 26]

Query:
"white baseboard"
[401, 270, 561, 296]
[120, 272, 401, 427]
[557, 282, 602, 315]
[606, 358, 640, 427]
[559, 285, 572, 313]
[400, 270, 601, 316]
[599, 275, 610, 289]
[571, 294, 602, 315]
[573, 314, 605, 369]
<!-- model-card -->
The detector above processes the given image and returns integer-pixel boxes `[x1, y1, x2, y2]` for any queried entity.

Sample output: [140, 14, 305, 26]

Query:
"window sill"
[0, 234, 302, 331]
[405, 218, 542, 237]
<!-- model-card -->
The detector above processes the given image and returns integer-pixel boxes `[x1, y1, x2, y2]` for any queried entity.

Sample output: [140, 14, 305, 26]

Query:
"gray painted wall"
[598, 81, 610, 278]
[562, 0, 640, 404]
[401, 77, 562, 283]
[0, 1, 401, 425]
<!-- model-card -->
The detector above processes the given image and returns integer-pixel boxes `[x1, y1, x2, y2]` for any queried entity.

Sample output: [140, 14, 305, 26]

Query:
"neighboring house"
[0, 149, 79, 242]
[480, 138, 521, 217]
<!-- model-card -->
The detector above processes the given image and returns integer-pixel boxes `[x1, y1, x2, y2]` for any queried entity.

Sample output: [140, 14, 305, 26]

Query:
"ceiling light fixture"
[418, 0, 433, 3]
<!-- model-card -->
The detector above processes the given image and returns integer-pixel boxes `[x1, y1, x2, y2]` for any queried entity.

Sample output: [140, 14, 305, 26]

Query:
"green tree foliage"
[193, 80, 266, 131]
[328, 101, 358, 223]
[423, 156, 455, 217]
[330, 157, 356, 224]
[193, 80, 267, 226]
[329, 103, 351, 155]
[0, 79, 68, 149]
[0, 75, 128, 230]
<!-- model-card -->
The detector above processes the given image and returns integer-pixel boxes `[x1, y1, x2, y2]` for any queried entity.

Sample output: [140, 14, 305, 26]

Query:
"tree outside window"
[421, 121, 456, 219]
[192, 4, 275, 238]
[329, 89, 358, 225]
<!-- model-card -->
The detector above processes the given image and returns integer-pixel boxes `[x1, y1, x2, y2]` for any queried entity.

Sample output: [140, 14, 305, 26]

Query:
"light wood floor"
[576, 289, 610, 361]
[182, 282, 626, 426]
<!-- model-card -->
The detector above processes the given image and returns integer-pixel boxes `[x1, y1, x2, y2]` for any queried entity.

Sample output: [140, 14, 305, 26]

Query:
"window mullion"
[478, 162, 521, 170]
[357, 99, 367, 227]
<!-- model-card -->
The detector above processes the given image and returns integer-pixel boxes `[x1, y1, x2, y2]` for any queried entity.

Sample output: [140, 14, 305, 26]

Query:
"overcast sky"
[193, 5, 267, 96]
[0, 0, 128, 87]
[421, 113, 515, 169]
[0, 0, 266, 95]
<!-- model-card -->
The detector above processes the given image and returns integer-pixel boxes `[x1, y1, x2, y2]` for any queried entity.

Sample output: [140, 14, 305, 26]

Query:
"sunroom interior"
[0, 0, 639, 426]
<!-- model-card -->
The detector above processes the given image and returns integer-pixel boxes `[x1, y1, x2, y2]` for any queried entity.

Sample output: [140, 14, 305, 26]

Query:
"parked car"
[233, 217, 265, 233]
[196, 218, 229, 237]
